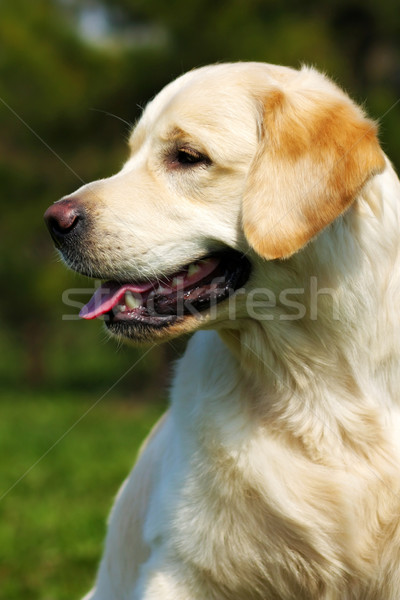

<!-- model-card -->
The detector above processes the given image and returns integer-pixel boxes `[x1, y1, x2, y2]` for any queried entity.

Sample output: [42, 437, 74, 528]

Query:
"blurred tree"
[64, 0, 400, 159]
[0, 0, 140, 388]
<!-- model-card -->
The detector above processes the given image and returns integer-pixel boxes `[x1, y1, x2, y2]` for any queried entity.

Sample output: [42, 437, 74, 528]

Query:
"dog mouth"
[79, 249, 251, 330]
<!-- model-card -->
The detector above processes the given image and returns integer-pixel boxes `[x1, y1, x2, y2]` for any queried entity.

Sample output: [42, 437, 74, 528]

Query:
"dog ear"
[242, 77, 386, 260]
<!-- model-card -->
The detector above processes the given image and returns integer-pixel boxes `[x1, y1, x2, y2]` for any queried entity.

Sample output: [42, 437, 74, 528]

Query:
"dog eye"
[175, 147, 209, 167]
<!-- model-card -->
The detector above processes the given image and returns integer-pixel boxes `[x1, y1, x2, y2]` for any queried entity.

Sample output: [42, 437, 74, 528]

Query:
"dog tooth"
[125, 291, 141, 309]
[172, 277, 184, 288]
[117, 304, 126, 313]
[156, 284, 169, 294]
[187, 263, 201, 277]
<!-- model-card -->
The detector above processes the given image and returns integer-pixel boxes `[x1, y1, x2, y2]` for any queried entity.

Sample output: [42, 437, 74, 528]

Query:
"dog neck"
[218, 162, 400, 459]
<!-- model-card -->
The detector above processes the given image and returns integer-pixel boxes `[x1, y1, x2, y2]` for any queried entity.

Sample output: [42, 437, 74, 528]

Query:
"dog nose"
[44, 198, 84, 246]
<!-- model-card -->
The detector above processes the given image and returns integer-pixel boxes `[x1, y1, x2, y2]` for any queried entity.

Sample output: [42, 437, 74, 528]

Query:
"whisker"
[90, 108, 133, 129]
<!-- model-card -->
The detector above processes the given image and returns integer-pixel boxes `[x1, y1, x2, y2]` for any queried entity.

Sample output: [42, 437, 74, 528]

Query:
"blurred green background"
[0, 0, 399, 597]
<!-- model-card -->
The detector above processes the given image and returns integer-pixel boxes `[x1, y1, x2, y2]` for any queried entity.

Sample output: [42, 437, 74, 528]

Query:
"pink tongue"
[79, 281, 153, 320]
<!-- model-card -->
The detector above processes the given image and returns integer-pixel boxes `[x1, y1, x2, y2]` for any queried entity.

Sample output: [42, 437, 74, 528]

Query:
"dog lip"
[79, 256, 222, 320]
[105, 250, 251, 332]
[78, 249, 251, 331]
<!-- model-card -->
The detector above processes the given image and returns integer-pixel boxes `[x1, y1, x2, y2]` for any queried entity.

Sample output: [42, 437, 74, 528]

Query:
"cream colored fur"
[73, 63, 400, 599]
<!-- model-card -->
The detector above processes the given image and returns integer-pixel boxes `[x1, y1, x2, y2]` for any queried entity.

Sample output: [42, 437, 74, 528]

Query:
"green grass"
[0, 391, 165, 600]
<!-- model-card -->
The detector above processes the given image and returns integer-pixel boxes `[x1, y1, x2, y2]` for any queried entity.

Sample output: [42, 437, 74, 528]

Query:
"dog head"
[44, 63, 385, 343]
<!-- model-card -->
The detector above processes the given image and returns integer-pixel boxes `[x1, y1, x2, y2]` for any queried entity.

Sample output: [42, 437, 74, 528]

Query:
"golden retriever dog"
[44, 63, 400, 599]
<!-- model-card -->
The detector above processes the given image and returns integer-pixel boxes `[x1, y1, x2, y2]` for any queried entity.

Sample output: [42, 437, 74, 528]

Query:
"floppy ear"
[242, 76, 386, 260]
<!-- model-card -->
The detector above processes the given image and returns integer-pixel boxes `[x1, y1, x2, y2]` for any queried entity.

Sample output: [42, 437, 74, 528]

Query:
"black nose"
[44, 198, 84, 247]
